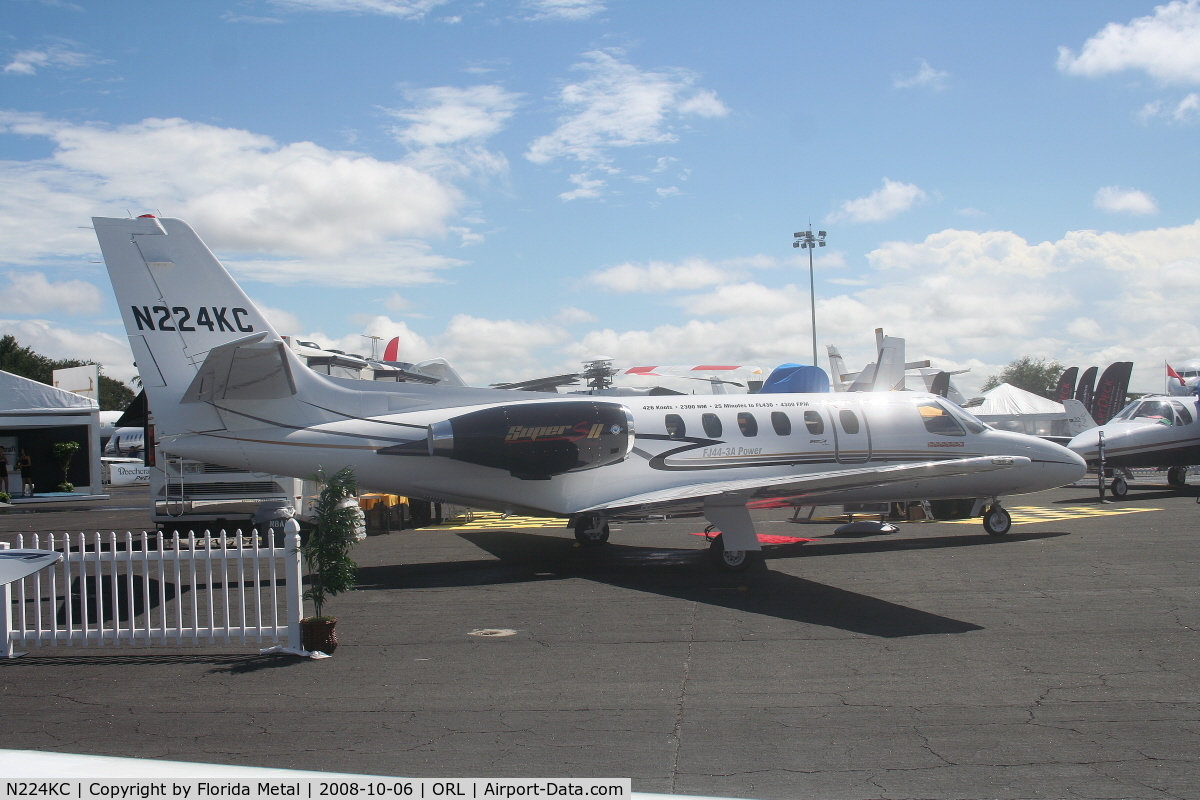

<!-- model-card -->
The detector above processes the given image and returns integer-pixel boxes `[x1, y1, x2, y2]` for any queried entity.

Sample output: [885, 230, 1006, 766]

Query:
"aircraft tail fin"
[827, 346, 849, 391]
[93, 215, 286, 434]
[1063, 399, 1098, 436]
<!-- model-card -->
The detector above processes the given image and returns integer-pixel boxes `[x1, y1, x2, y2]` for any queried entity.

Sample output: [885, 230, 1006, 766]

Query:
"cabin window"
[839, 409, 861, 435]
[771, 411, 791, 435]
[1133, 400, 1175, 425]
[665, 414, 686, 439]
[1171, 402, 1194, 426]
[702, 413, 723, 438]
[737, 412, 758, 437]
[803, 410, 824, 435]
[916, 400, 965, 436]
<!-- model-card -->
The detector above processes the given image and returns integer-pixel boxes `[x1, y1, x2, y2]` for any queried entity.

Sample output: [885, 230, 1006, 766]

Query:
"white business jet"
[93, 216, 1085, 571]
[1068, 394, 1200, 496]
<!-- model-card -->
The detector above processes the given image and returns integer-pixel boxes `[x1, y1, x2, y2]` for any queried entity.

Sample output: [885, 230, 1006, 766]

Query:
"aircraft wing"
[580, 455, 1029, 514]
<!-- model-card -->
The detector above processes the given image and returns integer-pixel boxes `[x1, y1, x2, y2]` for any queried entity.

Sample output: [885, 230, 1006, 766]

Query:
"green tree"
[0, 335, 135, 411]
[52, 440, 80, 492]
[301, 467, 361, 621]
[980, 356, 1065, 399]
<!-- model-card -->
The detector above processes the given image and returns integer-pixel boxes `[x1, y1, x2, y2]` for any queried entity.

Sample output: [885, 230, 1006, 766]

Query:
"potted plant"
[299, 466, 361, 654]
[52, 441, 80, 493]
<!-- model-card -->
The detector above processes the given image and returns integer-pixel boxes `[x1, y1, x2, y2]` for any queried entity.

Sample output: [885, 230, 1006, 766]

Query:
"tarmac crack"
[666, 599, 698, 795]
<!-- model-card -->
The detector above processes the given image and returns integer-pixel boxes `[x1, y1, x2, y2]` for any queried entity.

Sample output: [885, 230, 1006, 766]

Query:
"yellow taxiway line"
[937, 505, 1160, 525]
[430, 505, 1161, 531]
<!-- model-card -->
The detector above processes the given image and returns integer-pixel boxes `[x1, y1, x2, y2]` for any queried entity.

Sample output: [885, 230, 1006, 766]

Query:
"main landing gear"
[572, 512, 610, 546]
[1167, 466, 1188, 488]
[704, 528, 761, 573]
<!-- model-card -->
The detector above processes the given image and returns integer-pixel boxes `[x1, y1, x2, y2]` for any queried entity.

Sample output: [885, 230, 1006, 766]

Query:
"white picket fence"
[2, 529, 303, 657]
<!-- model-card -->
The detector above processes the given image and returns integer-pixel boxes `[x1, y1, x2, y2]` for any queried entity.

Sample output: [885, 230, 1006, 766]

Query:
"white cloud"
[893, 59, 949, 90]
[678, 283, 809, 317]
[2, 271, 102, 314]
[1141, 92, 1200, 122]
[268, 0, 448, 19]
[250, 301, 303, 334]
[549, 220, 1200, 396]
[519, 0, 605, 21]
[224, 248, 465, 288]
[586, 256, 774, 293]
[0, 318, 135, 383]
[4, 42, 96, 75]
[0, 113, 468, 284]
[558, 172, 607, 201]
[555, 306, 598, 325]
[382, 85, 519, 182]
[386, 85, 522, 147]
[221, 12, 285, 23]
[813, 250, 847, 269]
[1175, 91, 1200, 118]
[826, 178, 927, 223]
[1057, 0, 1200, 84]
[525, 49, 728, 179]
[1094, 185, 1159, 215]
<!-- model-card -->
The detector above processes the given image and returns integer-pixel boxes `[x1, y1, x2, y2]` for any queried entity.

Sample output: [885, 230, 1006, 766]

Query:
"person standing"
[17, 449, 33, 497]
[0, 449, 9, 495]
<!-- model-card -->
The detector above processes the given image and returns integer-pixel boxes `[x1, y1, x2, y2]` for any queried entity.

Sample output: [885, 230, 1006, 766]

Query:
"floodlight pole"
[793, 227, 827, 367]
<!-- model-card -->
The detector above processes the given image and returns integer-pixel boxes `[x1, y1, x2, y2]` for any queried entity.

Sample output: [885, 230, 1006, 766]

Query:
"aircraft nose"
[1035, 439, 1087, 489]
[1067, 428, 1100, 460]
[996, 431, 1087, 491]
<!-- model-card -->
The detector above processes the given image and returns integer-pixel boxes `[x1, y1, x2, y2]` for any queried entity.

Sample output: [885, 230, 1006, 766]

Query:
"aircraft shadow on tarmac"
[354, 529, 1067, 638]
[0, 653, 288, 669]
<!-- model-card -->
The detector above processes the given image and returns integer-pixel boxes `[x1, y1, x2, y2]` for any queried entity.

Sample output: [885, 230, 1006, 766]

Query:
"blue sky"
[3, 0, 1199, 394]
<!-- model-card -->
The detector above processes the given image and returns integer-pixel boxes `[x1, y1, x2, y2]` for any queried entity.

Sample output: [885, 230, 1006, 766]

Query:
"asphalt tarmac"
[2, 482, 1198, 800]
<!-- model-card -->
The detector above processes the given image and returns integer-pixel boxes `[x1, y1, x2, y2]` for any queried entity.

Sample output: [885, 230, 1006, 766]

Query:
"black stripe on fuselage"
[633, 433, 976, 472]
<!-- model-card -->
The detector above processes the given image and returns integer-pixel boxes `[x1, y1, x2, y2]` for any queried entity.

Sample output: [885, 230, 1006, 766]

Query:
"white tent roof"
[0, 369, 99, 413]
[972, 382, 1065, 417]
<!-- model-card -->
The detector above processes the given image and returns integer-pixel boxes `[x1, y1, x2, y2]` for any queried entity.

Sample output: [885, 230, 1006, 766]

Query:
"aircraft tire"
[1167, 467, 1187, 487]
[982, 505, 1011, 536]
[1110, 476, 1129, 499]
[707, 534, 759, 572]
[573, 515, 610, 546]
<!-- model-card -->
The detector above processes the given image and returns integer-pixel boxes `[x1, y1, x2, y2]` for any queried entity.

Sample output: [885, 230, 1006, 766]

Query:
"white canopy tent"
[0, 370, 104, 500]
[966, 382, 1068, 437]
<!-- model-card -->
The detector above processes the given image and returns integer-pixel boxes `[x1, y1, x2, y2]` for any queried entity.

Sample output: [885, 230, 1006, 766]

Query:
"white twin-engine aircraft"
[94, 216, 1086, 571]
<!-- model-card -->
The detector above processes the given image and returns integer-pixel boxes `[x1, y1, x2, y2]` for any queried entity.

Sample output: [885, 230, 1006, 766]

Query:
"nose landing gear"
[971, 498, 1012, 536]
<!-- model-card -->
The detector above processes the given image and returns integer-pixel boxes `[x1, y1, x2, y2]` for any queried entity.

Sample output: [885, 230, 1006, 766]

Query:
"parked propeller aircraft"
[1067, 393, 1200, 497]
[93, 216, 1086, 570]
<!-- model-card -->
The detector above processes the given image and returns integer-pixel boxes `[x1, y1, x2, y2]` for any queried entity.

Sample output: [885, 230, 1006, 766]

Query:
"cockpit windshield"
[1117, 399, 1177, 425]
[916, 399, 988, 436]
[945, 401, 989, 434]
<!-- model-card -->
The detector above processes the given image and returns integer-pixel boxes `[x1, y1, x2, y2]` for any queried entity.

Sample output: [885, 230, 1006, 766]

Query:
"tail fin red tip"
[382, 337, 399, 362]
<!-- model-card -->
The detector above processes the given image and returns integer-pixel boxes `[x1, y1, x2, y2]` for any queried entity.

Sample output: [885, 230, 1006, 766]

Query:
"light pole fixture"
[793, 227, 827, 367]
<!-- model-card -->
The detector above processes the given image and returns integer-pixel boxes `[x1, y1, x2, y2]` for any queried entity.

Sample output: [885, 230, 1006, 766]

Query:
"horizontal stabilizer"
[582, 455, 1029, 514]
[181, 332, 297, 403]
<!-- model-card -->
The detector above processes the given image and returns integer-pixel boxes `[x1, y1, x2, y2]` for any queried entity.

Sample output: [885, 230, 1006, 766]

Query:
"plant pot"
[300, 617, 338, 654]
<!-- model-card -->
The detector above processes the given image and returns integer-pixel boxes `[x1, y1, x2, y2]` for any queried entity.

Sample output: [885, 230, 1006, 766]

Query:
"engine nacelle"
[427, 400, 634, 479]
